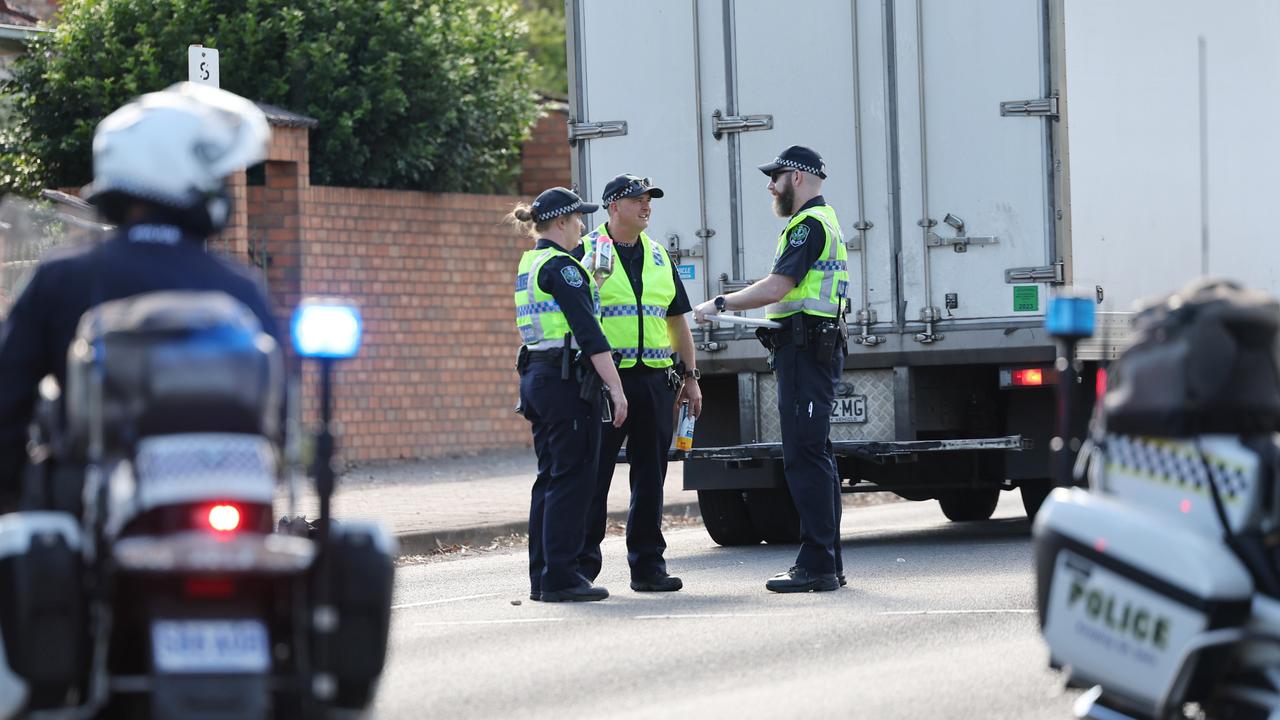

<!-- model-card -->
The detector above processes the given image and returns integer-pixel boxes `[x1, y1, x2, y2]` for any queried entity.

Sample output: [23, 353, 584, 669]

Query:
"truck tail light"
[1012, 368, 1044, 386]
[999, 366, 1055, 388]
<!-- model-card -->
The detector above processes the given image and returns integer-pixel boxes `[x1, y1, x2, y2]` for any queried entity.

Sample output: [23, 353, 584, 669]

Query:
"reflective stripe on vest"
[513, 247, 597, 351]
[765, 204, 850, 319]
[583, 224, 676, 368]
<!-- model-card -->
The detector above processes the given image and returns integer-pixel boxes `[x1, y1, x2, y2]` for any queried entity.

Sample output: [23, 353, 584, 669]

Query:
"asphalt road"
[373, 492, 1082, 719]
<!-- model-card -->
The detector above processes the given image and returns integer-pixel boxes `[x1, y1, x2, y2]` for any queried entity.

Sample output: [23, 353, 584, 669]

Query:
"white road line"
[413, 618, 564, 627]
[634, 613, 796, 620]
[392, 592, 500, 610]
[876, 609, 1036, 616]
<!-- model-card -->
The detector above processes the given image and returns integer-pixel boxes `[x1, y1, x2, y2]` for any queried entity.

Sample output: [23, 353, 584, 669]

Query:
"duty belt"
[525, 349, 567, 364]
[756, 315, 847, 352]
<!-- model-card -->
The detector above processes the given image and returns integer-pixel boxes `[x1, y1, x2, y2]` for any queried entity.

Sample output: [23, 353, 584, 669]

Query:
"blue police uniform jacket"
[0, 222, 281, 489]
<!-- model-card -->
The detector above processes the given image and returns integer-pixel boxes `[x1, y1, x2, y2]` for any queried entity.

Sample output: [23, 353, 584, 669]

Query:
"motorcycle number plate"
[152, 619, 270, 674]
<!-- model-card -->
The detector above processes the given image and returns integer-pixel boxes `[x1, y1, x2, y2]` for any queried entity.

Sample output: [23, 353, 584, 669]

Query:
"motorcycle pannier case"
[1033, 488, 1252, 718]
[315, 520, 396, 708]
[0, 512, 86, 710]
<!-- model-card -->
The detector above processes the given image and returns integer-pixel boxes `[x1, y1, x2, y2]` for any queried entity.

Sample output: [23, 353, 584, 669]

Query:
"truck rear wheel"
[697, 490, 761, 546]
[937, 488, 1000, 522]
[1019, 479, 1053, 520]
[746, 487, 801, 544]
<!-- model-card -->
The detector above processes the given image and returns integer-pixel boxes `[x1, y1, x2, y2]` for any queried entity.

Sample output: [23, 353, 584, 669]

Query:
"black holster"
[575, 352, 602, 404]
[666, 359, 685, 392]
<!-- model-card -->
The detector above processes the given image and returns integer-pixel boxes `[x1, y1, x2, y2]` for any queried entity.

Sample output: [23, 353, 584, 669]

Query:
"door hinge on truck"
[710, 110, 773, 139]
[1004, 262, 1065, 284]
[567, 120, 628, 145]
[999, 97, 1059, 118]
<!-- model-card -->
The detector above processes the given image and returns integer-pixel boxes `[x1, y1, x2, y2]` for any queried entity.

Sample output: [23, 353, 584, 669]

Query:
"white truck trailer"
[565, 0, 1280, 545]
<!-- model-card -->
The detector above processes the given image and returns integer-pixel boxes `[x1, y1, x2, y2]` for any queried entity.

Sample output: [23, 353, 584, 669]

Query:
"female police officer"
[510, 187, 628, 603]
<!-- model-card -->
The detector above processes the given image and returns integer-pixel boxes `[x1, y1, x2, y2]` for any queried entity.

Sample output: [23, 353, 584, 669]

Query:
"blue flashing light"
[292, 299, 362, 359]
[1045, 294, 1096, 340]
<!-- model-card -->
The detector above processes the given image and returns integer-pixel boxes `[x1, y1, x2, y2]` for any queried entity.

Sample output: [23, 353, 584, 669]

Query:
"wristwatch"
[683, 368, 702, 381]
[713, 295, 726, 312]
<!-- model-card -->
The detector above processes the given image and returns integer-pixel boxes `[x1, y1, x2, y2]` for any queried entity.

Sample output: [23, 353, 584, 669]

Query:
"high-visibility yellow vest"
[765, 204, 849, 319]
[583, 224, 676, 368]
[514, 246, 597, 351]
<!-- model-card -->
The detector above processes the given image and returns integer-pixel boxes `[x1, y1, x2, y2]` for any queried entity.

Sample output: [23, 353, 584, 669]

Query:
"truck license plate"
[152, 619, 270, 673]
[831, 395, 867, 424]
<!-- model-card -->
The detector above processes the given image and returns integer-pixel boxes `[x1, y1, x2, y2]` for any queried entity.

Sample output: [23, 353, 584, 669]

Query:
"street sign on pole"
[188, 45, 219, 88]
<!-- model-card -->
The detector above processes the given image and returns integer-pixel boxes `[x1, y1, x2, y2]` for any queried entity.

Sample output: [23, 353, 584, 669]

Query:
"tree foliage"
[520, 0, 567, 98]
[1, 0, 542, 195]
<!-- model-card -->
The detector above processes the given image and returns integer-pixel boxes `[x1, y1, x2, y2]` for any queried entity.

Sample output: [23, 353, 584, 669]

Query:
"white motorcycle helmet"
[84, 81, 270, 234]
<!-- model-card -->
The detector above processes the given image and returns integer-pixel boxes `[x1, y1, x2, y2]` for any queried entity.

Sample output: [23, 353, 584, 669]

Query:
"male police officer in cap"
[694, 145, 848, 593]
[576, 174, 701, 593]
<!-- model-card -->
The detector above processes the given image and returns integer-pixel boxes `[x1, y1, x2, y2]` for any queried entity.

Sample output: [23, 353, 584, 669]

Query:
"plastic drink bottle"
[592, 234, 614, 284]
[675, 401, 696, 451]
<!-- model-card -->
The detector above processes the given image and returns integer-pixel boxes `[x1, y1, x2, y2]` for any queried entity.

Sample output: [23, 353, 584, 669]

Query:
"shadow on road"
[841, 516, 1033, 549]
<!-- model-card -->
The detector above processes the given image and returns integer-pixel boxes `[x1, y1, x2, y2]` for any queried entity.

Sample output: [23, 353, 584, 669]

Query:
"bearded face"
[770, 172, 796, 218]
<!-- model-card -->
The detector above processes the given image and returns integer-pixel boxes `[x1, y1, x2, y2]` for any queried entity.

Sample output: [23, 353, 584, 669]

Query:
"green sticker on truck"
[1013, 285, 1039, 312]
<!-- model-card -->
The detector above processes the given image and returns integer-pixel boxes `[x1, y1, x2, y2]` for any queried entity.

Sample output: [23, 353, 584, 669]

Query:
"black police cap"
[601, 174, 665, 205]
[530, 187, 599, 223]
[758, 145, 827, 179]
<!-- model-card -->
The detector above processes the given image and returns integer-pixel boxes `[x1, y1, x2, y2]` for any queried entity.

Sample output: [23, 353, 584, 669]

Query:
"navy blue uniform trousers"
[578, 367, 674, 581]
[774, 340, 845, 576]
[520, 362, 601, 594]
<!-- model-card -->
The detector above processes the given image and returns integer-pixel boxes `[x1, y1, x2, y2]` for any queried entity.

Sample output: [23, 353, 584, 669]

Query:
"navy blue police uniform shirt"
[572, 226, 692, 367]
[533, 239, 610, 356]
[0, 222, 281, 489]
[771, 195, 830, 284]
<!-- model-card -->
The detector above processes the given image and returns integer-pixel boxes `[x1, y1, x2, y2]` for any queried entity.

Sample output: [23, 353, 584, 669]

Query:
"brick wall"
[519, 101, 570, 195]
[274, 187, 534, 462]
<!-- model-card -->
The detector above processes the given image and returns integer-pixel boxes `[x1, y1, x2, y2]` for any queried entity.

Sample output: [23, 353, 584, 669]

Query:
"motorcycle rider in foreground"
[0, 81, 279, 508]
[0, 82, 285, 712]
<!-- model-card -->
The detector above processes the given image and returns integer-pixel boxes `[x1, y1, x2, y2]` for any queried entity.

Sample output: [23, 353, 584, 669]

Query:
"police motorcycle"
[1034, 278, 1280, 720]
[0, 227, 394, 716]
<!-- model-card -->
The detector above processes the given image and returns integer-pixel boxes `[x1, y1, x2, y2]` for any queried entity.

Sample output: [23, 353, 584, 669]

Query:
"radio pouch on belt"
[814, 321, 839, 363]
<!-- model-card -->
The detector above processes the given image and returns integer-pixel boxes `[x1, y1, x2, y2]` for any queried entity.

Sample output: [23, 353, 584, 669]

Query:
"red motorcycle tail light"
[208, 504, 242, 533]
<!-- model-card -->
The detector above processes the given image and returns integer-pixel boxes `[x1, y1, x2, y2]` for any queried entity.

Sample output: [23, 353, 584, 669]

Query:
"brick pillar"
[212, 168, 251, 263]
[520, 101, 571, 195]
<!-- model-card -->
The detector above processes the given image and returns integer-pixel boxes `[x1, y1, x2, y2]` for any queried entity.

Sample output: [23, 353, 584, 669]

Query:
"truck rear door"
[893, 0, 1058, 329]
[566, 1, 710, 305]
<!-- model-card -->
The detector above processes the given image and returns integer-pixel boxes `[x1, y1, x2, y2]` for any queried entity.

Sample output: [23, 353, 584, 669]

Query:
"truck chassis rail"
[679, 435, 1026, 463]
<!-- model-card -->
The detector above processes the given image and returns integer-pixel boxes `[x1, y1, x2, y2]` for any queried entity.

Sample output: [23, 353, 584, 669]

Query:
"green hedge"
[1, 0, 541, 196]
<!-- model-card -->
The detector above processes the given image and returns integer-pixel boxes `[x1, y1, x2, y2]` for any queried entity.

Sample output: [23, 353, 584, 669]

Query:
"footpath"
[275, 448, 702, 556]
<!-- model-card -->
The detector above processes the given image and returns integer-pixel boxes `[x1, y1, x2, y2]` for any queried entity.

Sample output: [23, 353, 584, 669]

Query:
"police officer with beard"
[694, 146, 848, 593]
[0, 83, 279, 506]
[510, 187, 629, 603]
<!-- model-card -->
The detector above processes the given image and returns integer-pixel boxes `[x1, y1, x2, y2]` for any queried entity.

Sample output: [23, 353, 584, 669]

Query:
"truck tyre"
[937, 488, 1000, 522]
[1019, 479, 1053, 520]
[746, 487, 801, 544]
[697, 490, 761, 546]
